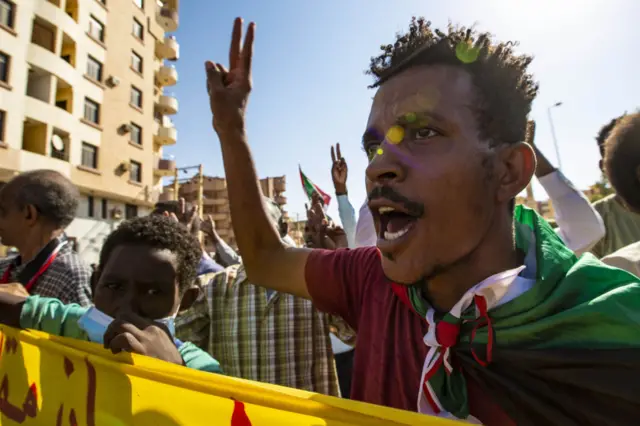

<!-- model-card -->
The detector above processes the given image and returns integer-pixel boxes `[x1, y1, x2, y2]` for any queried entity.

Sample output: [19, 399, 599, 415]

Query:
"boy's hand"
[103, 312, 183, 366]
[330, 143, 348, 195]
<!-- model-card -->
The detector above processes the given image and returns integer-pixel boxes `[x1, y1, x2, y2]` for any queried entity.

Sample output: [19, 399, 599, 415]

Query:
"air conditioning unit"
[119, 124, 132, 133]
[107, 75, 121, 86]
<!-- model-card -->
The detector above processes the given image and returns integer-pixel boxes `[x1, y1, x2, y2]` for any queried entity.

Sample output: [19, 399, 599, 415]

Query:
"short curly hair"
[604, 112, 640, 212]
[596, 115, 625, 158]
[99, 215, 202, 292]
[367, 17, 539, 146]
[8, 169, 79, 228]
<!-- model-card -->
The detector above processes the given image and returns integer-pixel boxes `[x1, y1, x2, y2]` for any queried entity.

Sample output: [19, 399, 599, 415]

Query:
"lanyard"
[0, 241, 67, 292]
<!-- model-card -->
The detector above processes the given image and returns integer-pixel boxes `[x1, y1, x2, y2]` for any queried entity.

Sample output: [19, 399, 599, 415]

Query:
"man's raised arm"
[204, 18, 311, 298]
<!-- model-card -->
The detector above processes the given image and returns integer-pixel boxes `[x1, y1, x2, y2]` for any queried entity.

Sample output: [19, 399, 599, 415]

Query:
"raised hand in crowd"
[163, 198, 200, 236]
[305, 198, 348, 250]
[206, 17, 254, 134]
[331, 143, 348, 195]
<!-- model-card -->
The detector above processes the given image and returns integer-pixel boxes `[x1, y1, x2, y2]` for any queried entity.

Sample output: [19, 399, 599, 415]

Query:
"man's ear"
[179, 286, 201, 312]
[24, 204, 39, 225]
[496, 142, 536, 204]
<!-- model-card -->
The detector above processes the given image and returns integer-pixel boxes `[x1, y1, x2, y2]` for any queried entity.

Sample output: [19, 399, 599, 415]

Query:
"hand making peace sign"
[330, 143, 348, 195]
[205, 17, 255, 134]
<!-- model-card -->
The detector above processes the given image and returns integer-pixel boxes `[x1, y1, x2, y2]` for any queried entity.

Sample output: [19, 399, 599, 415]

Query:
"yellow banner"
[0, 326, 463, 425]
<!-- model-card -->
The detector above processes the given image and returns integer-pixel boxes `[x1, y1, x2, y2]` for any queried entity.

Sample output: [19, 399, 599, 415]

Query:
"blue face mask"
[78, 307, 177, 344]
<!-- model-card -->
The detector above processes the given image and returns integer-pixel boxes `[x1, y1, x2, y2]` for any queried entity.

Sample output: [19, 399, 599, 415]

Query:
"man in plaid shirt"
[0, 170, 91, 306]
[176, 198, 354, 396]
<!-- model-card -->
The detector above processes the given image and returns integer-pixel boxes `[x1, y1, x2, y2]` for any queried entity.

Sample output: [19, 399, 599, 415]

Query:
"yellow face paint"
[386, 125, 404, 145]
[376, 148, 384, 156]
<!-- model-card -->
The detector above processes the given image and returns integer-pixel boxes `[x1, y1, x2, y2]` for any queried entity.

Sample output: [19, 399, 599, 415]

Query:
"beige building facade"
[161, 175, 288, 251]
[0, 0, 179, 263]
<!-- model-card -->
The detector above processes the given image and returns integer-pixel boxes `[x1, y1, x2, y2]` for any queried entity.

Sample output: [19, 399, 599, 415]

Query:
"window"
[131, 51, 142, 73]
[61, 54, 71, 63]
[81, 142, 98, 169]
[130, 160, 141, 182]
[0, 0, 15, 29]
[130, 122, 142, 145]
[88, 15, 105, 42]
[83, 97, 100, 124]
[130, 86, 142, 108]
[87, 196, 95, 218]
[132, 18, 143, 40]
[55, 100, 67, 110]
[125, 203, 138, 219]
[101, 199, 108, 219]
[86, 55, 103, 81]
[0, 51, 9, 83]
[134, 0, 144, 9]
[0, 110, 5, 143]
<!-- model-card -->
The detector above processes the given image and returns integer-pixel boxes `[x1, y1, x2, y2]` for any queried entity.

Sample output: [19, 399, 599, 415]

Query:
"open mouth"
[374, 206, 418, 242]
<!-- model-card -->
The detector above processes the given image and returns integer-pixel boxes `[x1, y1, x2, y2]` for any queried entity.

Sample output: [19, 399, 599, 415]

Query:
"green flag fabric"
[391, 205, 640, 424]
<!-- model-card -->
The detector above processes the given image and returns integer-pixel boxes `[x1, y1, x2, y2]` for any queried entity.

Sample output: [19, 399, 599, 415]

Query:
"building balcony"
[274, 176, 286, 192]
[211, 213, 228, 221]
[156, 65, 178, 87]
[156, 95, 178, 115]
[154, 158, 176, 177]
[275, 195, 287, 205]
[156, 4, 179, 32]
[155, 36, 179, 60]
[153, 123, 177, 146]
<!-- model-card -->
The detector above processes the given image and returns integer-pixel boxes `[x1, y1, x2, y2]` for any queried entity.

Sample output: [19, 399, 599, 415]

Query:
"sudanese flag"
[299, 166, 331, 208]
[392, 205, 640, 425]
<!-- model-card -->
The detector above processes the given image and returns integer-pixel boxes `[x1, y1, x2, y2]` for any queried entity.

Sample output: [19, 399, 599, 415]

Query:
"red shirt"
[305, 247, 514, 426]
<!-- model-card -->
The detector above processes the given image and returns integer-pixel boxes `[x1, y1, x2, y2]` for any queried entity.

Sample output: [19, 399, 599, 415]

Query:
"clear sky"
[166, 0, 640, 224]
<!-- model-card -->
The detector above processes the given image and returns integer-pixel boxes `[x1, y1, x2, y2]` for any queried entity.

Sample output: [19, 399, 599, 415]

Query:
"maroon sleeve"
[305, 246, 382, 331]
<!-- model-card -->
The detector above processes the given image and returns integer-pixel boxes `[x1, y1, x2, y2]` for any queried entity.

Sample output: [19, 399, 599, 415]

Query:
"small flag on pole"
[299, 166, 331, 207]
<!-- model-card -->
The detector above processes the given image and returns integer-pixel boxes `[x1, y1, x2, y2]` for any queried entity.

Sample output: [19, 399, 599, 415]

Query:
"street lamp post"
[547, 101, 563, 171]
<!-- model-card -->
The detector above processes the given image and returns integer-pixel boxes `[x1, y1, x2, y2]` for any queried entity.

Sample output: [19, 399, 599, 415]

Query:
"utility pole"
[525, 120, 536, 210]
[173, 167, 179, 201]
[547, 102, 563, 171]
[197, 164, 204, 244]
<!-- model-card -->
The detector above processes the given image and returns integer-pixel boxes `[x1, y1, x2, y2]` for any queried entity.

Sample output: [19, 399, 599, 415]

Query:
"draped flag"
[0, 326, 463, 426]
[299, 166, 331, 208]
[391, 205, 640, 425]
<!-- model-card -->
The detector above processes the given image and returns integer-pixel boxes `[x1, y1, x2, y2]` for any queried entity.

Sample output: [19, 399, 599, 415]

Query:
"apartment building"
[161, 175, 288, 251]
[0, 0, 180, 264]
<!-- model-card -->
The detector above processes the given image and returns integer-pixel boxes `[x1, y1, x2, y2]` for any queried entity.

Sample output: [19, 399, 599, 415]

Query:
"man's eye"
[104, 282, 122, 290]
[412, 128, 439, 140]
[363, 143, 380, 161]
[146, 288, 161, 296]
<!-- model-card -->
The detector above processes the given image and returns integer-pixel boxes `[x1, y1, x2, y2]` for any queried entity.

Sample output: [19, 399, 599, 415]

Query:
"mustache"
[367, 186, 425, 218]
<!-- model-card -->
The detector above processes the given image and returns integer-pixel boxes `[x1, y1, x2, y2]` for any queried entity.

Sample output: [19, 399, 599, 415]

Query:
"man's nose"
[365, 142, 406, 185]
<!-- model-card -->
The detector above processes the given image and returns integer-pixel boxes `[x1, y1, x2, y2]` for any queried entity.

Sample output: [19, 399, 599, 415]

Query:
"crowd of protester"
[1, 15, 640, 425]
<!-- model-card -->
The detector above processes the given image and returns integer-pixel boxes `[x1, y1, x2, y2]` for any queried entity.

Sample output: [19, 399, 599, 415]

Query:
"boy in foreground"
[0, 215, 222, 373]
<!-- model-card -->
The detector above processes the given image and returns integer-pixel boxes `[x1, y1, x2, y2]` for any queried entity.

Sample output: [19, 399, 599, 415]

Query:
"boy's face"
[93, 245, 182, 320]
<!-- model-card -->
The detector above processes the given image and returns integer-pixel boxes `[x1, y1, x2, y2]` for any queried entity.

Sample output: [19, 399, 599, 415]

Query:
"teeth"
[383, 225, 411, 241]
[378, 206, 395, 214]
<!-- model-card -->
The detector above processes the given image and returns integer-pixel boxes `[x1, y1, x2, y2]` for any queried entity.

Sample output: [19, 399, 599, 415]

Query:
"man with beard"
[203, 17, 640, 425]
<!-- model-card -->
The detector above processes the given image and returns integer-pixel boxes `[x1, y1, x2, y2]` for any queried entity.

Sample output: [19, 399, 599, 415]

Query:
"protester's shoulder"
[591, 194, 616, 215]
[53, 247, 91, 277]
[178, 341, 223, 374]
[601, 242, 640, 276]
[306, 246, 385, 283]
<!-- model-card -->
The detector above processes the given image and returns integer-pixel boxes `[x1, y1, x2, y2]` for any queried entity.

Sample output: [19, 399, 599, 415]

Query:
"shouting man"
[204, 17, 640, 425]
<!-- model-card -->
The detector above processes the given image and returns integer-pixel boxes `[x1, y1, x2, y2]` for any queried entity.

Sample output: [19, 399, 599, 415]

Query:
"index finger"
[230, 17, 243, 70]
[336, 143, 342, 160]
[243, 22, 256, 77]
[179, 198, 186, 215]
[330, 145, 336, 163]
